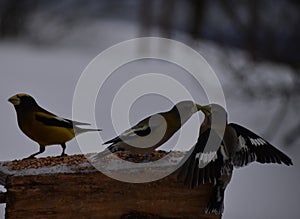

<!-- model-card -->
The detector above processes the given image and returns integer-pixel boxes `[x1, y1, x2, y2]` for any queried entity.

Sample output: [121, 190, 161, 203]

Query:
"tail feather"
[75, 127, 102, 134]
[103, 136, 121, 145]
[90, 145, 123, 162]
[82, 128, 102, 132]
[90, 148, 112, 162]
[71, 120, 91, 126]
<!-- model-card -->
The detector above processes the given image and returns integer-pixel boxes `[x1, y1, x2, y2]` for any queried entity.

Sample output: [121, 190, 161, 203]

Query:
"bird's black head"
[8, 93, 39, 111]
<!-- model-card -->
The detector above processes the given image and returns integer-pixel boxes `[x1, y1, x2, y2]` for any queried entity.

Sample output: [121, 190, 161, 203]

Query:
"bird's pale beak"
[192, 104, 203, 113]
[8, 95, 20, 105]
[196, 104, 202, 111]
[200, 105, 212, 116]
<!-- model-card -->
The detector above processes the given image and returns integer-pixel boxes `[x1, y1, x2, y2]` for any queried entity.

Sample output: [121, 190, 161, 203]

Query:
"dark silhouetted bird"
[177, 103, 293, 214]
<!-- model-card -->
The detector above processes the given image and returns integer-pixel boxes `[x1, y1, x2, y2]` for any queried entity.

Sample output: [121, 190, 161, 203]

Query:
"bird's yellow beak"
[200, 105, 212, 116]
[191, 104, 203, 113]
[196, 104, 202, 111]
[8, 95, 20, 105]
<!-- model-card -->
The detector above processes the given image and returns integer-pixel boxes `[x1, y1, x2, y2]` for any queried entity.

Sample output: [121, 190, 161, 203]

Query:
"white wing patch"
[121, 125, 149, 137]
[121, 129, 134, 137]
[195, 151, 217, 168]
[237, 136, 248, 152]
[238, 136, 247, 148]
[250, 138, 266, 146]
[220, 146, 229, 161]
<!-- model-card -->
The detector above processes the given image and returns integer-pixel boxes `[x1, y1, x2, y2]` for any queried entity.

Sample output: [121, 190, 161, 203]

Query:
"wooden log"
[0, 191, 5, 203]
[0, 153, 223, 219]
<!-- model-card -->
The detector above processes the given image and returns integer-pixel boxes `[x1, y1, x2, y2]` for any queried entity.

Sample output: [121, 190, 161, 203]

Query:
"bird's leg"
[24, 145, 45, 159]
[60, 143, 67, 157]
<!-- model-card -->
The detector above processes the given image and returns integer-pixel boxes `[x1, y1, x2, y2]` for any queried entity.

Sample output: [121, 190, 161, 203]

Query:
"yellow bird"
[8, 93, 101, 159]
[91, 101, 202, 161]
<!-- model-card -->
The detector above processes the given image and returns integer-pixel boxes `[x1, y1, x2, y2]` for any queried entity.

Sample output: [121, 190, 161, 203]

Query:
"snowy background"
[0, 1, 299, 218]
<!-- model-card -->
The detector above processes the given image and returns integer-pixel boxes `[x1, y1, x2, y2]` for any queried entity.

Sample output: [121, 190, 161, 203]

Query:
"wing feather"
[177, 129, 227, 188]
[229, 123, 293, 166]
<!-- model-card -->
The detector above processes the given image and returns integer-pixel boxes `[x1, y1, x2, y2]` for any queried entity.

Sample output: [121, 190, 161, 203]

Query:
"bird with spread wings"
[177, 103, 293, 214]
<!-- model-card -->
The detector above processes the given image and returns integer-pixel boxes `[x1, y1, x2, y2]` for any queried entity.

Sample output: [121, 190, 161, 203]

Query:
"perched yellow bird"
[177, 103, 293, 214]
[91, 101, 202, 161]
[8, 93, 101, 159]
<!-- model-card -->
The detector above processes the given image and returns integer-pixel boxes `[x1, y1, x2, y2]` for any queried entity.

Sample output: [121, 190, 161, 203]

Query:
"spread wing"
[229, 123, 293, 166]
[177, 129, 230, 188]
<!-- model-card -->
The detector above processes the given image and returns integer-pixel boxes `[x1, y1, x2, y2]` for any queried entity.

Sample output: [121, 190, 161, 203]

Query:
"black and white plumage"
[230, 123, 293, 167]
[178, 128, 229, 187]
[91, 101, 201, 161]
[177, 103, 293, 214]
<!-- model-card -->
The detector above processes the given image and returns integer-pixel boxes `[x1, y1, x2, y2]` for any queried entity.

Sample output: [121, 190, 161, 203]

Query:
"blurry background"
[0, 0, 299, 218]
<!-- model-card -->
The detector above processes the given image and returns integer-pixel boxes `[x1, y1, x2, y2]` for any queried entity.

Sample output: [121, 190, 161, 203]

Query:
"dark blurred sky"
[1, 0, 299, 64]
